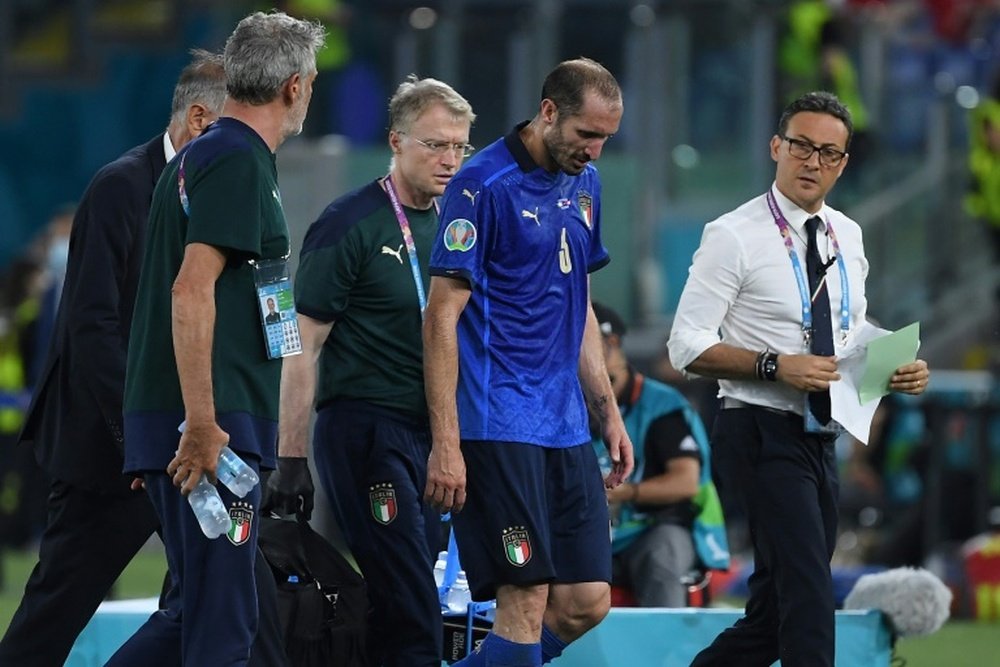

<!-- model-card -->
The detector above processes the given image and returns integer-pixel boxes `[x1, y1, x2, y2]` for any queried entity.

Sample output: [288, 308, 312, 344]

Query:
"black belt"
[721, 397, 838, 441]
[721, 397, 793, 416]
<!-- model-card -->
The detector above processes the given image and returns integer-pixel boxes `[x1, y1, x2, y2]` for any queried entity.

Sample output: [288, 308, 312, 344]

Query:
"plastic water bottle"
[446, 570, 472, 614]
[433, 551, 449, 589]
[177, 422, 259, 498]
[217, 446, 259, 498]
[188, 475, 232, 539]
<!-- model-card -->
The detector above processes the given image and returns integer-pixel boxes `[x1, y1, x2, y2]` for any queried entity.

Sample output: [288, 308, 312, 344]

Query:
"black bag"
[258, 515, 368, 667]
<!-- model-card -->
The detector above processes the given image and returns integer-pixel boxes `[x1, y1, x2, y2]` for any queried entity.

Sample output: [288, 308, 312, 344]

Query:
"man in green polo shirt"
[112, 12, 324, 667]
[263, 75, 474, 666]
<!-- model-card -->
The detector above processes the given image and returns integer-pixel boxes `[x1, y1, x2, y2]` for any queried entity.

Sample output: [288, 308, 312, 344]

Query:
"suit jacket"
[19, 134, 167, 493]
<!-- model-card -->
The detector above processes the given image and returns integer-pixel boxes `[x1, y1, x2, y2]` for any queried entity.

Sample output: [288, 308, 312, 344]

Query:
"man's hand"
[775, 353, 840, 392]
[424, 439, 466, 514]
[167, 420, 229, 495]
[261, 456, 315, 520]
[601, 420, 634, 489]
[890, 359, 929, 395]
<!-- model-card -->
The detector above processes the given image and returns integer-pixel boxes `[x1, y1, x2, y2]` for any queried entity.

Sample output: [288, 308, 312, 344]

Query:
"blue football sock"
[453, 632, 542, 667]
[540, 624, 568, 664]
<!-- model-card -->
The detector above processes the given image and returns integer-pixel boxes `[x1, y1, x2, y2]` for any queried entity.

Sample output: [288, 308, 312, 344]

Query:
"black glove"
[261, 456, 314, 520]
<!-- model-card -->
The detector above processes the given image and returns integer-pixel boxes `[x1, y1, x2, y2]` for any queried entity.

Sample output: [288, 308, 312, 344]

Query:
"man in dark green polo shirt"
[264, 75, 474, 667]
[112, 12, 325, 667]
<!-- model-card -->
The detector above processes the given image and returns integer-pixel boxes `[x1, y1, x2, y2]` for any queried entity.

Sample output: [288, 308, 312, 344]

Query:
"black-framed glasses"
[401, 132, 475, 158]
[780, 135, 847, 168]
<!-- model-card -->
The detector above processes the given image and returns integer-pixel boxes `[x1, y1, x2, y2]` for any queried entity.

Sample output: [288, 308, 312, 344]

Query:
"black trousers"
[690, 406, 839, 667]
[0, 478, 287, 667]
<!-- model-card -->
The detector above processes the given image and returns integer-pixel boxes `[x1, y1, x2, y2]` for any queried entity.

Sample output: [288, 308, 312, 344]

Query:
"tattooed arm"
[579, 290, 634, 487]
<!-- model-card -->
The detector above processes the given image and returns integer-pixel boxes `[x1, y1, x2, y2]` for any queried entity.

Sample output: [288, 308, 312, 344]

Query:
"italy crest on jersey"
[227, 502, 253, 546]
[370, 483, 397, 525]
[577, 191, 593, 229]
[502, 526, 532, 567]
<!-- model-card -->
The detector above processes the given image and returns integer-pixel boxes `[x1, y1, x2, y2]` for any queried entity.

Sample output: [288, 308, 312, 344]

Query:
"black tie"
[805, 216, 833, 425]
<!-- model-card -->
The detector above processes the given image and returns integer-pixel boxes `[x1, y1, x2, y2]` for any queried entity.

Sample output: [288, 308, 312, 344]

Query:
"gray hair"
[388, 74, 476, 133]
[170, 49, 226, 126]
[224, 11, 326, 106]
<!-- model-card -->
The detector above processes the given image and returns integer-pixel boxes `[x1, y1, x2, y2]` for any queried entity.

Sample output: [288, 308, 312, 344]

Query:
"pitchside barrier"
[67, 600, 892, 666]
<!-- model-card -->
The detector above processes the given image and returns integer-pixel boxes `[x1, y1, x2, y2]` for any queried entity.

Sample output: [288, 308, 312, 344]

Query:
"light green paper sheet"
[858, 322, 920, 404]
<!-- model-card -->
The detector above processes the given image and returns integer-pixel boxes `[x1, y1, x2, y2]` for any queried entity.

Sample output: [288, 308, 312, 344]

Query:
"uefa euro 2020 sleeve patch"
[443, 218, 477, 252]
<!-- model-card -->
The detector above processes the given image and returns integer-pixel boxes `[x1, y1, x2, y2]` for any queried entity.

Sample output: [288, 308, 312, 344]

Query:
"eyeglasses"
[402, 132, 475, 158]
[780, 135, 847, 168]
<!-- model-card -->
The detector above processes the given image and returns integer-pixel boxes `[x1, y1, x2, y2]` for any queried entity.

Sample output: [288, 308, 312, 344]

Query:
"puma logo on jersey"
[462, 188, 479, 205]
[521, 207, 540, 225]
[381, 244, 404, 264]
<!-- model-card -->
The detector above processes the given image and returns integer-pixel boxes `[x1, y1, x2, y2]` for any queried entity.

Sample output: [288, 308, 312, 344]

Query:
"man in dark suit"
[0, 52, 232, 666]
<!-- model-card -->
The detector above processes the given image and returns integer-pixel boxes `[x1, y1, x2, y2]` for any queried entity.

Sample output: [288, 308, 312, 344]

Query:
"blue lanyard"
[383, 175, 432, 318]
[765, 189, 850, 347]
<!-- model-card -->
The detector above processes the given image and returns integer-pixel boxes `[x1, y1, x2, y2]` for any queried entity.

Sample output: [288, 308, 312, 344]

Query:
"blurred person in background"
[780, 0, 872, 194]
[265, 74, 475, 667]
[108, 12, 324, 666]
[964, 72, 1000, 285]
[589, 301, 728, 608]
[0, 50, 251, 667]
[31, 204, 75, 389]
[273, 0, 352, 137]
[0, 255, 48, 559]
[669, 91, 930, 667]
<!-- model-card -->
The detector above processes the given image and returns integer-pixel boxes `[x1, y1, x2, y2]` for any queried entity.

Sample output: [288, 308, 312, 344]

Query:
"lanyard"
[383, 175, 430, 316]
[765, 189, 850, 347]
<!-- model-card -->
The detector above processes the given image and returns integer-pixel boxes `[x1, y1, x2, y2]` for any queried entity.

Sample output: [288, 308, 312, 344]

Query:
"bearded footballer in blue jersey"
[423, 58, 635, 667]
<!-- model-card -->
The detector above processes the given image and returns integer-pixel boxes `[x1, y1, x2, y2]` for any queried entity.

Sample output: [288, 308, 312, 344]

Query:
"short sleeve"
[430, 175, 494, 287]
[294, 219, 363, 322]
[184, 147, 263, 257]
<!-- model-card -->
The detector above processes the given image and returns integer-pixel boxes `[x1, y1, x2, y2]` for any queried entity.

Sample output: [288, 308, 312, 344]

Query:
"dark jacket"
[19, 134, 167, 492]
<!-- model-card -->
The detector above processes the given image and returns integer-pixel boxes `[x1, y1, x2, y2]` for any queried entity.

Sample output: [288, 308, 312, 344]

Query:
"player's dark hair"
[541, 57, 621, 119]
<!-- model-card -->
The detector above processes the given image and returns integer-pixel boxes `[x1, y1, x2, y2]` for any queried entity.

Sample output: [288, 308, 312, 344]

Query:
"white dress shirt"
[163, 131, 177, 163]
[668, 184, 870, 414]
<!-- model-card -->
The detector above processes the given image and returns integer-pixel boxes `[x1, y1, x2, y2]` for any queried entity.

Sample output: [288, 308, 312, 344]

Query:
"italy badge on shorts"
[370, 483, 397, 525]
[502, 526, 532, 567]
[227, 502, 253, 546]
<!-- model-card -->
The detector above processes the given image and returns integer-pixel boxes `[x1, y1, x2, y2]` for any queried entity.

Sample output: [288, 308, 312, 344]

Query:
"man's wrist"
[760, 352, 779, 382]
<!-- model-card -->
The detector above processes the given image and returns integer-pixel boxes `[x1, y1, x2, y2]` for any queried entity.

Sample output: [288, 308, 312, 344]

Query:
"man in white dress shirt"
[669, 91, 930, 667]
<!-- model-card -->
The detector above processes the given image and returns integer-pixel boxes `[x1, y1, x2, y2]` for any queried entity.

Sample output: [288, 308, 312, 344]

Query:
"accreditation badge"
[251, 257, 302, 360]
[802, 396, 846, 436]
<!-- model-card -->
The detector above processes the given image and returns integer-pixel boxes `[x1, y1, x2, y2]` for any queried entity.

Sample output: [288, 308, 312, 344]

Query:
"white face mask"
[46, 237, 70, 278]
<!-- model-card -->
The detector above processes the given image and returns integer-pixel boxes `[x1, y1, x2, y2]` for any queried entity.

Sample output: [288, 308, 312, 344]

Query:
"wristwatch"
[762, 352, 779, 382]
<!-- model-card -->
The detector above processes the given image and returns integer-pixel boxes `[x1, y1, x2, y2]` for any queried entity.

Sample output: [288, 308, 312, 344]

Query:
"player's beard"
[544, 121, 589, 176]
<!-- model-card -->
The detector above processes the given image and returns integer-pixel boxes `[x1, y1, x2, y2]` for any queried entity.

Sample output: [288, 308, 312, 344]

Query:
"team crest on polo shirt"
[443, 218, 477, 252]
[370, 483, 397, 525]
[502, 526, 532, 567]
[577, 191, 593, 229]
[227, 501, 253, 546]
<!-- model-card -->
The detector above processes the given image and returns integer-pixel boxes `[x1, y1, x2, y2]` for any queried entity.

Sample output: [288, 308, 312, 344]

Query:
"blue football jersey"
[429, 124, 610, 447]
